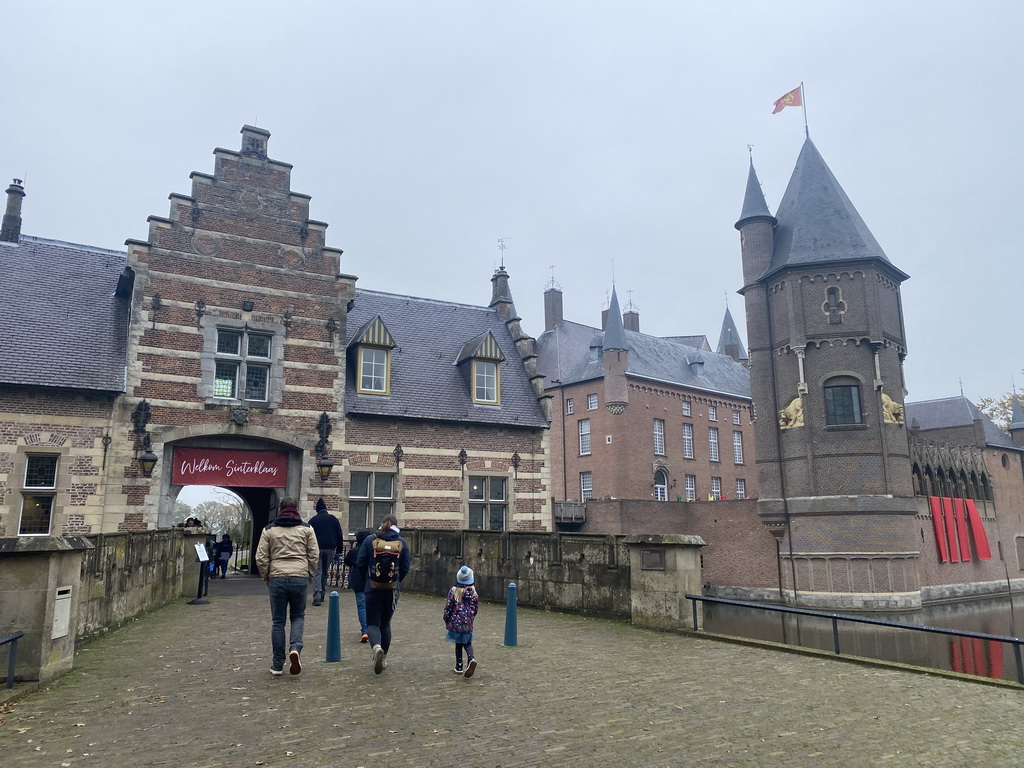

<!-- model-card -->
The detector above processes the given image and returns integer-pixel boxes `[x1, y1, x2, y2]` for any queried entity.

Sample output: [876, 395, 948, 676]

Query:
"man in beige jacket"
[255, 496, 318, 676]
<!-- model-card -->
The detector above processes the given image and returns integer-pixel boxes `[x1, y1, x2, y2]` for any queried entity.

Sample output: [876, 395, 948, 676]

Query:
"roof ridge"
[20, 234, 127, 258]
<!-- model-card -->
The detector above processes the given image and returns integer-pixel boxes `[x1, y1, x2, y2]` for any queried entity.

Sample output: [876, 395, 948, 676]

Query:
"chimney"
[544, 287, 563, 331]
[1, 179, 25, 243]
[623, 309, 639, 332]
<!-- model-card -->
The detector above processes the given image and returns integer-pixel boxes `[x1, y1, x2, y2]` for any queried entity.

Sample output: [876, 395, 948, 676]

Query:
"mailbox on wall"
[52, 586, 72, 640]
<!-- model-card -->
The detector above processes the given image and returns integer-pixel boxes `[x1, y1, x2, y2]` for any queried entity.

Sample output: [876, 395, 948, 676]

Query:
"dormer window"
[457, 331, 506, 406]
[349, 315, 396, 397]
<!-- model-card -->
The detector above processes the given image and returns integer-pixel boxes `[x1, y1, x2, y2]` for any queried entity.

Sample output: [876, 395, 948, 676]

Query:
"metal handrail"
[685, 594, 1024, 685]
[1, 631, 24, 690]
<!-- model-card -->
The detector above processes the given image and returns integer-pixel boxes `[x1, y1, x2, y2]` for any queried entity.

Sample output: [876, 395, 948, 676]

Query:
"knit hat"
[456, 566, 474, 586]
[315, 498, 328, 514]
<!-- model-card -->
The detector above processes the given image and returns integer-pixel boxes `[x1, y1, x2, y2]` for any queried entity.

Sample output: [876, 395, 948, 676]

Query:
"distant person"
[344, 528, 374, 643]
[255, 496, 318, 676]
[308, 498, 344, 606]
[443, 566, 479, 678]
[214, 534, 233, 578]
[355, 515, 410, 674]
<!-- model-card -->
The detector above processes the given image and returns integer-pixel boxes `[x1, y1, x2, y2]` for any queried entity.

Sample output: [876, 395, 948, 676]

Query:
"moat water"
[702, 594, 1023, 683]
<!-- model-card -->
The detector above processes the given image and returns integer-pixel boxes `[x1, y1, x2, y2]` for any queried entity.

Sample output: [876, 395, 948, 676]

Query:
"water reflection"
[702, 595, 1022, 682]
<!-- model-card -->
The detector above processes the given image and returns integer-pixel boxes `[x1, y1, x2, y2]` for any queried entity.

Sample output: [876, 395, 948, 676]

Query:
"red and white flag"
[772, 86, 802, 114]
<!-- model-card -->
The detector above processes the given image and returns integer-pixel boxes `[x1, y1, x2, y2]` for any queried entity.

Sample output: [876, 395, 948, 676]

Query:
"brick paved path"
[2, 575, 1023, 767]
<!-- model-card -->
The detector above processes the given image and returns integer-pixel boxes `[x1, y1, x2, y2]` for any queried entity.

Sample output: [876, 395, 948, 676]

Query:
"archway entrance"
[171, 446, 292, 575]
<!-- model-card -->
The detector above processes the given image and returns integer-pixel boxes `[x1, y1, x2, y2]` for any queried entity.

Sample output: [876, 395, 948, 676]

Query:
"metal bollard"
[326, 591, 342, 662]
[503, 582, 518, 647]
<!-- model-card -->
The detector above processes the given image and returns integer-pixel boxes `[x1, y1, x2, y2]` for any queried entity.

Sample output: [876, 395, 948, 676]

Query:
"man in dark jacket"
[308, 498, 344, 606]
[355, 514, 411, 674]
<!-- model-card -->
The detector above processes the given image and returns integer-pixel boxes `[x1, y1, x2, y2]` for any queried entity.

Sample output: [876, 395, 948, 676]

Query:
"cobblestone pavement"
[2, 575, 1023, 767]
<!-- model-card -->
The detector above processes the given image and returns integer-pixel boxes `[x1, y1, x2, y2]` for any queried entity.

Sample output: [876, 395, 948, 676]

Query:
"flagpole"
[801, 81, 809, 138]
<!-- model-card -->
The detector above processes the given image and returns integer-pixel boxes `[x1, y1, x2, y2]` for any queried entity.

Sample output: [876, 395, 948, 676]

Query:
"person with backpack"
[355, 514, 411, 674]
[443, 566, 479, 678]
[345, 528, 374, 643]
[214, 534, 233, 578]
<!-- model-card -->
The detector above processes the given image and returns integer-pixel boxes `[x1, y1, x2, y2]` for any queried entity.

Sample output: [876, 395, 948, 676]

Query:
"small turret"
[1, 179, 26, 243]
[1010, 393, 1024, 447]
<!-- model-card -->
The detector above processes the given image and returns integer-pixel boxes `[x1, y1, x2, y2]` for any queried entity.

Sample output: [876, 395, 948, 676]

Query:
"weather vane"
[497, 238, 509, 270]
[547, 265, 561, 291]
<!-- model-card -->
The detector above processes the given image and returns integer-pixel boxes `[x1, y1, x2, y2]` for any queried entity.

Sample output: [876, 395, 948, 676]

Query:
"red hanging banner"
[929, 496, 948, 563]
[952, 498, 972, 561]
[964, 499, 992, 560]
[942, 497, 960, 563]
[172, 447, 288, 488]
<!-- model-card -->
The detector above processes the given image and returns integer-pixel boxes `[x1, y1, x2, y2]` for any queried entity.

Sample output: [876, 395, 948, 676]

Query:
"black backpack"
[369, 537, 403, 590]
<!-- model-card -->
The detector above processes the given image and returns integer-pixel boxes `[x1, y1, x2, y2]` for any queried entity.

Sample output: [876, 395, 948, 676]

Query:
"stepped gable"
[906, 396, 1022, 451]
[0, 235, 130, 391]
[344, 288, 549, 428]
[765, 138, 907, 281]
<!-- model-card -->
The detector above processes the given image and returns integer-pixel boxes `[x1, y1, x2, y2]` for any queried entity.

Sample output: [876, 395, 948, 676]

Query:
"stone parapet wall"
[401, 529, 632, 619]
[76, 529, 187, 642]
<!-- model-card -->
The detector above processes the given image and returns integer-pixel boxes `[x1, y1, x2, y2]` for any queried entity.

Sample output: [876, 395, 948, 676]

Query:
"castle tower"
[602, 287, 629, 415]
[1010, 394, 1024, 447]
[716, 305, 747, 364]
[736, 139, 918, 611]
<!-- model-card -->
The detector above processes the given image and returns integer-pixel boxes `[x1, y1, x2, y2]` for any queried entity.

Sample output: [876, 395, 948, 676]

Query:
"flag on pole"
[772, 85, 802, 114]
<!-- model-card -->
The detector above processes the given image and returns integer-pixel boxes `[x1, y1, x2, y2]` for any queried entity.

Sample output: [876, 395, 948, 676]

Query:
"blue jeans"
[268, 576, 308, 671]
[315, 549, 334, 601]
[365, 589, 398, 653]
[354, 589, 367, 634]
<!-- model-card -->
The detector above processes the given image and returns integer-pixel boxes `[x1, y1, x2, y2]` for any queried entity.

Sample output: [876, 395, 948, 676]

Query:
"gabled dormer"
[457, 331, 506, 405]
[348, 315, 396, 396]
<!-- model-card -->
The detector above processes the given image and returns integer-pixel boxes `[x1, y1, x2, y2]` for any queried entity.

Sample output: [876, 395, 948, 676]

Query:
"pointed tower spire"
[716, 305, 747, 363]
[735, 161, 776, 230]
[603, 286, 628, 351]
[765, 138, 908, 281]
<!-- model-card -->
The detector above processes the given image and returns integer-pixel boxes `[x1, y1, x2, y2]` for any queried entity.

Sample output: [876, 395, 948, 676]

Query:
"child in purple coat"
[443, 566, 479, 678]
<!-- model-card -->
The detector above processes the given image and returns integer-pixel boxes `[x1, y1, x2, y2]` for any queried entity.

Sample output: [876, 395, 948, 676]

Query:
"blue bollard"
[503, 582, 518, 647]
[326, 590, 341, 662]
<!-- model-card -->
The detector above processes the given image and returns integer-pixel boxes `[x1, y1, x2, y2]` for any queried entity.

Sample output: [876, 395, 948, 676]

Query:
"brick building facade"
[0, 127, 551, 546]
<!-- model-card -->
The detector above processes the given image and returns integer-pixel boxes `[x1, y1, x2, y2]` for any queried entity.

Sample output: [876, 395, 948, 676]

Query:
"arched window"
[912, 465, 923, 496]
[924, 466, 936, 497]
[823, 375, 863, 425]
[654, 470, 668, 502]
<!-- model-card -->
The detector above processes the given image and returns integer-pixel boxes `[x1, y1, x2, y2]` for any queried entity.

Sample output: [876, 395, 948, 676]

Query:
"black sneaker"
[464, 658, 478, 679]
[453, 663, 464, 674]
[289, 649, 301, 675]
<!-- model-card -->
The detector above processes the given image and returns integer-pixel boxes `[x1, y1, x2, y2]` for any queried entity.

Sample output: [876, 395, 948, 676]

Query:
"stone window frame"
[578, 419, 592, 456]
[733, 430, 744, 465]
[653, 418, 666, 456]
[467, 473, 512, 531]
[710, 476, 722, 500]
[200, 318, 285, 408]
[736, 478, 747, 499]
[823, 374, 864, 426]
[346, 468, 397, 534]
[587, 393, 598, 411]
[684, 474, 697, 502]
[14, 445, 71, 536]
[566, 397, 574, 415]
[708, 404, 718, 422]
[732, 409, 742, 425]
[580, 471, 593, 502]
[682, 400, 691, 417]
[683, 423, 694, 459]
[708, 426, 720, 462]
[654, 469, 668, 501]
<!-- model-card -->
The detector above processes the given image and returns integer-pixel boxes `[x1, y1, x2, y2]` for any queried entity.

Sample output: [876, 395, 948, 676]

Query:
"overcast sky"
[3, 1, 1020, 405]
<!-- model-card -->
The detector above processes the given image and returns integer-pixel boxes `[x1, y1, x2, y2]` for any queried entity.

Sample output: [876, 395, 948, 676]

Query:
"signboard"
[195, 542, 210, 562]
[640, 549, 666, 571]
[172, 447, 287, 488]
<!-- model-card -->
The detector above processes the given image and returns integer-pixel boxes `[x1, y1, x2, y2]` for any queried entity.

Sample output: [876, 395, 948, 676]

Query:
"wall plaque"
[641, 549, 666, 571]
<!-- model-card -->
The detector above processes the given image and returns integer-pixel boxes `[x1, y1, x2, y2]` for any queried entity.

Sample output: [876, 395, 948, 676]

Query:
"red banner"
[172, 447, 288, 487]
[929, 496, 948, 563]
[942, 497, 960, 563]
[952, 498, 972, 561]
[964, 499, 992, 560]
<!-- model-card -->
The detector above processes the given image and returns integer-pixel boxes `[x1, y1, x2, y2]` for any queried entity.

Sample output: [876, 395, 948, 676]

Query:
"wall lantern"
[458, 448, 468, 478]
[314, 411, 334, 482]
[139, 433, 159, 478]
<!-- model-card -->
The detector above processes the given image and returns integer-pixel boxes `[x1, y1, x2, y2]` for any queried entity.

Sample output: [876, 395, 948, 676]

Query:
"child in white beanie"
[443, 565, 479, 678]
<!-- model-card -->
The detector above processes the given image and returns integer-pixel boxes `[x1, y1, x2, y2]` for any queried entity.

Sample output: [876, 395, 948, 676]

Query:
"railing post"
[1014, 641, 1024, 686]
[691, 597, 699, 632]
[832, 615, 841, 655]
[5, 634, 18, 690]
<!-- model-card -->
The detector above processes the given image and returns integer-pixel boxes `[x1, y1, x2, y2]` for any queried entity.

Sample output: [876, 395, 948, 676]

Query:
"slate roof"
[603, 288, 627, 351]
[905, 396, 1021, 451]
[344, 289, 548, 428]
[764, 138, 908, 282]
[536, 315, 750, 398]
[0, 235, 130, 392]
[659, 335, 711, 351]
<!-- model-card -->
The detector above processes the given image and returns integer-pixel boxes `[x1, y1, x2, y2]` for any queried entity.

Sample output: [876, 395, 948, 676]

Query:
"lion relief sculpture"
[778, 396, 804, 429]
[881, 393, 905, 425]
